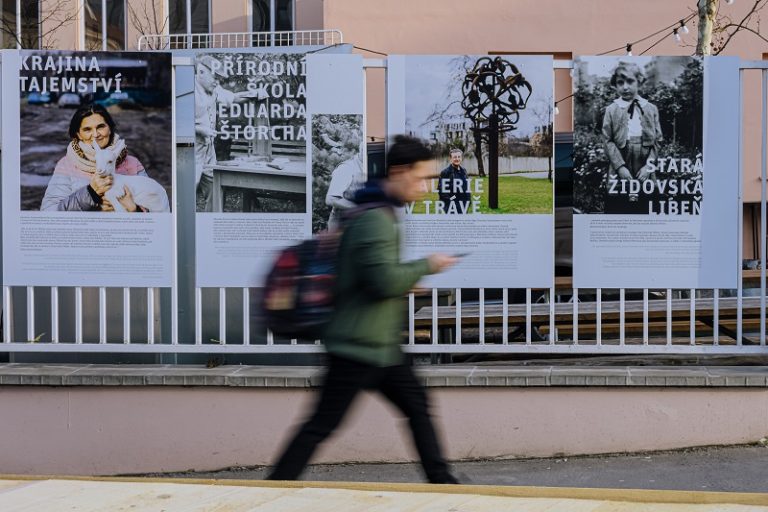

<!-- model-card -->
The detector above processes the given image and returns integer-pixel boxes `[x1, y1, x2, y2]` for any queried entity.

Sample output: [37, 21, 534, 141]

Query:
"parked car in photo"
[27, 92, 51, 105]
[122, 87, 170, 107]
[95, 91, 138, 109]
[57, 93, 81, 108]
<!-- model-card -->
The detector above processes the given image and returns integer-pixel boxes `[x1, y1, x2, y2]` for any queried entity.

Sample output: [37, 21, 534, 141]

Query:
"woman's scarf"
[65, 134, 128, 174]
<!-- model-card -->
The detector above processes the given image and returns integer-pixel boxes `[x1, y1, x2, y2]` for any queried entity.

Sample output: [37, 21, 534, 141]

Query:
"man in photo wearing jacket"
[438, 148, 471, 214]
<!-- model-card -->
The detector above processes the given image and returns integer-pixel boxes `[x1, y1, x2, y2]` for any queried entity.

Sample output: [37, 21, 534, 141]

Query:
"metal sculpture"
[461, 57, 532, 208]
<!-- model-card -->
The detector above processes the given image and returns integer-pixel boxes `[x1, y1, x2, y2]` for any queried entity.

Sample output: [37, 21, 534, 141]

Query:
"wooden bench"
[412, 271, 768, 344]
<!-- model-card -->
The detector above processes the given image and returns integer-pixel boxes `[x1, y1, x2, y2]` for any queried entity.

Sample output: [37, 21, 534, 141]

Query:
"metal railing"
[137, 29, 343, 50]
[1, 59, 766, 356]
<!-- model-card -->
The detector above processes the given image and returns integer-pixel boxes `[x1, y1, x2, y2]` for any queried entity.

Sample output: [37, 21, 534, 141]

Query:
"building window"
[2, 0, 41, 48]
[274, 0, 293, 31]
[1, 0, 18, 48]
[251, 0, 269, 32]
[168, 0, 185, 33]
[251, 0, 294, 32]
[169, 0, 210, 34]
[250, 0, 293, 46]
[84, 0, 126, 50]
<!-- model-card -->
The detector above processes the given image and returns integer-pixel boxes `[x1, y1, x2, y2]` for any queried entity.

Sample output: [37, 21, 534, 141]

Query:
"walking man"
[267, 135, 459, 484]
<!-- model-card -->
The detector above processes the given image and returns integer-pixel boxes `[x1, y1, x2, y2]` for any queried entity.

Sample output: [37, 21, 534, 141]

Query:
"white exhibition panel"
[572, 56, 739, 289]
[1, 50, 175, 288]
[194, 53, 364, 287]
[404, 213, 554, 289]
[387, 54, 555, 289]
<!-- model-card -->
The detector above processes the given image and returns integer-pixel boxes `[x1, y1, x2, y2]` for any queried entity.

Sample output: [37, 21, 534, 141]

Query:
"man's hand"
[636, 165, 654, 182]
[616, 166, 632, 181]
[195, 125, 217, 138]
[236, 90, 268, 101]
[427, 253, 458, 274]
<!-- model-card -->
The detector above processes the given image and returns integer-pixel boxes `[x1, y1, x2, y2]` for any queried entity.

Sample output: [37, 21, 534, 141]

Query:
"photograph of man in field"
[404, 55, 553, 215]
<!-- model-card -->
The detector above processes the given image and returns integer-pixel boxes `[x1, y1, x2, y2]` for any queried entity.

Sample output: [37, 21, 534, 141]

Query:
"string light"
[556, 11, 697, 105]
[597, 12, 696, 56]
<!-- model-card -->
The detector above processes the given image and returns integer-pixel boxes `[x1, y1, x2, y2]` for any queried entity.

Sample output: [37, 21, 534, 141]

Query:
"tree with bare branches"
[419, 56, 489, 177]
[530, 97, 554, 181]
[0, 0, 79, 49]
[128, 0, 169, 50]
[696, 0, 768, 55]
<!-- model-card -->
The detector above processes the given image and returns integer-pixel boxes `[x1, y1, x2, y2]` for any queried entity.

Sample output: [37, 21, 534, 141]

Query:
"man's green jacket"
[324, 203, 430, 367]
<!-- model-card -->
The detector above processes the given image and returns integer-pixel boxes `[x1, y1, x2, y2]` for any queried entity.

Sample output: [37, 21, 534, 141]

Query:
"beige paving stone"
[1, 479, 767, 512]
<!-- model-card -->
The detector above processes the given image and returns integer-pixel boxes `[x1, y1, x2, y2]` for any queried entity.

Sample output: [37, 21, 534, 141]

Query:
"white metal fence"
[137, 30, 344, 50]
[1, 57, 766, 356]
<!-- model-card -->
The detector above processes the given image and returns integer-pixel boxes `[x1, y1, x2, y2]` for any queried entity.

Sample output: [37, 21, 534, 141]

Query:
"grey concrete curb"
[1, 364, 768, 388]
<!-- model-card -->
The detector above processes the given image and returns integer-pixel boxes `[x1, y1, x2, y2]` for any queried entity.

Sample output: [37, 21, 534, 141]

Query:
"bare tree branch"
[422, 99, 462, 129]
[0, 0, 80, 49]
[713, 0, 768, 53]
[128, 0, 169, 49]
[40, 0, 80, 49]
[697, 0, 768, 55]
[716, 23, 768, 52]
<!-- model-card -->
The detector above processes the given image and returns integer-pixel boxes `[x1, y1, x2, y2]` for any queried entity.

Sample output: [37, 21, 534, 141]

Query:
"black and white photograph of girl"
[20, 51, 172, 212]
[573, 56, 703, 215]
[311, 114, 364, 233]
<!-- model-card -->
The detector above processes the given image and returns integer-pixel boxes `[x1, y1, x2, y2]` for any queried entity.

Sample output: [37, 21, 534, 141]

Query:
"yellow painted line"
[1, 475, 767, 506]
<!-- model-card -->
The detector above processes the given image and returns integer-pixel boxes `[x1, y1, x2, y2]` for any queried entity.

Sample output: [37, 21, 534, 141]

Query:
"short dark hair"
[68, 104, 117, 144]
[385, 135, 433, 176]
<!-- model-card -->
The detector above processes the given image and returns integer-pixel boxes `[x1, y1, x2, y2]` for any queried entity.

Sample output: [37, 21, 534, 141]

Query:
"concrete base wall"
[1, 386, 767, 476]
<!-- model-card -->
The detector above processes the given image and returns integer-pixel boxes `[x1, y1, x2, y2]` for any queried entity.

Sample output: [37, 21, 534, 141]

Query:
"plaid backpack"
[260, 202, 390, 339]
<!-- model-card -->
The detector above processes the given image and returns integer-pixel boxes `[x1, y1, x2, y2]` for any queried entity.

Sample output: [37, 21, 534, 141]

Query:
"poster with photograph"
[311, 114, 364, 233]
[195, 52, 364, 287]
[388, 55, 554, 288]
[194, 52, 307, 214]
[1, 50, 174, 287]
[572, 56, 739, 289]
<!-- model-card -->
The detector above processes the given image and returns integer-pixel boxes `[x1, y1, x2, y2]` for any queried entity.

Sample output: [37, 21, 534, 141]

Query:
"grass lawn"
[409, 175, 553, 214]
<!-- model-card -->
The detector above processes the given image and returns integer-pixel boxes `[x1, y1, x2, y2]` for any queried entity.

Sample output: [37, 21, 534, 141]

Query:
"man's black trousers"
[267, 354, 455, 483]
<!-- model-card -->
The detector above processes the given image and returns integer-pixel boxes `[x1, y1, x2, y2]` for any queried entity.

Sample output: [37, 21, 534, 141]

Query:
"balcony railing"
[137, 29, 343, 50]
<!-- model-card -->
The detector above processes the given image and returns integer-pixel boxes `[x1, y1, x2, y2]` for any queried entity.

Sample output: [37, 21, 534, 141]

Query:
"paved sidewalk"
[2, 478, 768, 511]
[149, 445, 768, 494]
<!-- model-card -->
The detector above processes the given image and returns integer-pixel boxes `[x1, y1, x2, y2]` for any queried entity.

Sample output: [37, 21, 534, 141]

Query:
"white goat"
[92, 140, 170, 213]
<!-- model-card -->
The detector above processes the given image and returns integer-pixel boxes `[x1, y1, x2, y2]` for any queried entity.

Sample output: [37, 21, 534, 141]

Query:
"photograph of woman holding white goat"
[40, 104, 170, 212]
